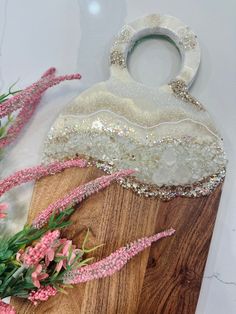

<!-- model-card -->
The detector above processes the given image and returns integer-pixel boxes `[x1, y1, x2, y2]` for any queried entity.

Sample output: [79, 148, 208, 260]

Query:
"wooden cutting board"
[11, 166, 223, 314]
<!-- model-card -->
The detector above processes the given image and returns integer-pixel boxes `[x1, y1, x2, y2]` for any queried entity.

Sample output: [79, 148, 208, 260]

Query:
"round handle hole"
[127, 35, 181, 88]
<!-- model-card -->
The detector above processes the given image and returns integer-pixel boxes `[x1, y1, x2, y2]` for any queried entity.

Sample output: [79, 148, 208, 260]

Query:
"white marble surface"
[0, 0, 235, 313]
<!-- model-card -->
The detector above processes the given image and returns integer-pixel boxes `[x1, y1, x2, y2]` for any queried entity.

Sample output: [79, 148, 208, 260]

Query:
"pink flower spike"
[0, 159, 87, 197]
[41, 67, 56, 78]
[0, 68, 81, 119]
[33, 169, 135, 229]
[0, 94, 41, 149]
[0, 299, 16, 314]
[63, 228, 175, 284]
[31, 264, 49, 288]
[0, 68, 81, 149]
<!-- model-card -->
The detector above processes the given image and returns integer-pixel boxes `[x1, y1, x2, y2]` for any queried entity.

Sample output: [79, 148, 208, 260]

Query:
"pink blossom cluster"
[63, 228, 175, 284]
[28, 285, 57, 306]
[33, 169, 135, 229]
[0, 67, 81, 149]
[0, 299, 16, 314]
[17, 229, 84, 291]
[15, 226, 174, 309]
[21, 230, 60, 266]
[22, 228, 174, 303]
[0, 158, 87, 197]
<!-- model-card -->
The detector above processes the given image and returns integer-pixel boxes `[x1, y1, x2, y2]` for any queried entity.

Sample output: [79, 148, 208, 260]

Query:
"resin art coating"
[44, 14, 227, 200]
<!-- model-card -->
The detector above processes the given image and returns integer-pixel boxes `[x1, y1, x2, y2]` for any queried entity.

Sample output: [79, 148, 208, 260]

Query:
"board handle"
[109, 14, 201, 88]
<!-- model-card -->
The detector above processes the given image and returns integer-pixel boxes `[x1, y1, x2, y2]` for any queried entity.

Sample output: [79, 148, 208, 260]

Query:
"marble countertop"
[0, 0, 236, 313]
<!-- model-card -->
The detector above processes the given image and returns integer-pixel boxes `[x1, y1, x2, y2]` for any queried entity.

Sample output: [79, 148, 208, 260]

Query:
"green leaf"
[83, 243, 104, 253]
[0, 264, 6, 275]
[13, 290, 29, 298]
[73, 257, 94, 269]
[57, 287, 68, 295]
[0, 93, 7, 102]
[82, 228, 90, 251]
[54, 256, 66, 262]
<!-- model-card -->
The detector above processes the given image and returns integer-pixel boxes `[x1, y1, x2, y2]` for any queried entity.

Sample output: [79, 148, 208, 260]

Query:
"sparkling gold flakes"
[110, 50, 126, 68]
[169, 80, 204, 110]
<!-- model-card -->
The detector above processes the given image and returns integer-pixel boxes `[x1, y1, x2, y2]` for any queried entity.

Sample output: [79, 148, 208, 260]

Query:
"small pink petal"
[32, 275, 40, 288]
[47, 248, 55, 262]
[0, 203, 8, 211]
[68, 251, 76, 266]
[16, 249, 24, 262]
[62, 240, 72, 256]
[55, 260, 63, 273]
[35, 264, 42, 274]
[38, 273, 49, 281]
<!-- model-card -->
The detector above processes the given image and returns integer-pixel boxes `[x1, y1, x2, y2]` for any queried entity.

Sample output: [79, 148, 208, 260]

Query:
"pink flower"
[0, 159, 87, 198]
[55, 240, 78, 272]
[0, 68, 81, 148]
[0, 202, 8, 219]
[22, 230, 60, 266]
[45, 246, 56, 267]
[28, 285, 57, 306]
[33, 169, 135, 229]
[55, 240, 70, 272]
[0, 299, 16, 314]
[31, 264, 49, 288]
[63, 228, 175, 284]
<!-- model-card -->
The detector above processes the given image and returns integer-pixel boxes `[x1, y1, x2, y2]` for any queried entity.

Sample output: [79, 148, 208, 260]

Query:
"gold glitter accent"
[44, 151, 225, 201]
[169, 80, 204, 110]
[96, 161, 226, 201]
[113, 25, 134, 45]
[110, 50, 126, 68]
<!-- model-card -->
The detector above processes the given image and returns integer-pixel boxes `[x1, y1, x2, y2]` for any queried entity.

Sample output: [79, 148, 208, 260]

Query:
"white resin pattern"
[44, 14, 227, 199]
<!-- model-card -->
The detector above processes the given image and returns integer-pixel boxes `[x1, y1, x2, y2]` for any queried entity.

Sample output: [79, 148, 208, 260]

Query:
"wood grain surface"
[11, 166, 223, 314]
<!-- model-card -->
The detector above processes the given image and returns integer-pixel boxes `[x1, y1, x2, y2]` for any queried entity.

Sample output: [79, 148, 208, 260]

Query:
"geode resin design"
[44, 14, 227, 200]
